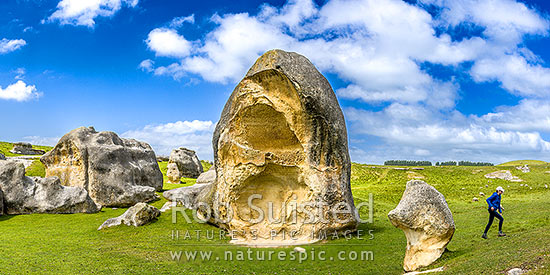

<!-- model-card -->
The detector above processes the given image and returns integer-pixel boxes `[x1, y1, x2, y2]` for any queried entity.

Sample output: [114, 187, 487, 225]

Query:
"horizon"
[1, 0, 550, 164]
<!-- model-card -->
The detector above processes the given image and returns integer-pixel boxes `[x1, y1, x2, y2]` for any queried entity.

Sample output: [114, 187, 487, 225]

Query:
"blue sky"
[0, 0, 549, 164]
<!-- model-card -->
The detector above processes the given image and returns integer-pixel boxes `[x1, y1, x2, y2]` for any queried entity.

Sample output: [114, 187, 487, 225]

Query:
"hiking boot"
[482, 233, 488, 239]
[498, 231, 507, 237]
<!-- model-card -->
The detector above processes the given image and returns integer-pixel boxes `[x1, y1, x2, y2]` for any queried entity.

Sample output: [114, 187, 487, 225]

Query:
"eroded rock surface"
[168, 148, 203, 179]
[10, 142, 45, 155]
[0, 161, 98, 214]
[484, 170, 522, 182]
[98, 202, 160, 230]
[200, 49, 358, 246]
[388, 180, 455, 272]
[166, 162, 182, 184]
[41, 127, 163, 207]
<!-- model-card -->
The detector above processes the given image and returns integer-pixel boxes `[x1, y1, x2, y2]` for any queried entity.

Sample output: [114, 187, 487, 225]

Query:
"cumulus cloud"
[0, 80, 41, 101]
[140, 0, 550, 163]
[121, 120, 215, 159]
[146, 28, 192, 58]
[47, 0, 139, 27]
[0, 38, 26, 54]
[169, 14, 195, 28]
[138, 59, 154, 72]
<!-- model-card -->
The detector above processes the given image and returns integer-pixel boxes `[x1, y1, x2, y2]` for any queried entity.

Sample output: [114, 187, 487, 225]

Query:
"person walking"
[482, 186, 506, 239]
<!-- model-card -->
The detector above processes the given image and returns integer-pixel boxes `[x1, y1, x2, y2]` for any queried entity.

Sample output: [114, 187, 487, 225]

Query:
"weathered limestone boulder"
[163, 183, 212, 209]
[98, 202, 160, 230]
[0, 188, 4, 216]
[0, 161, 98, 214]
[484, 170, 522, 182]
[200, 49, 358, 246]
[41, 127, 163, 207]
[196, 166, 216, 185]
[388, 180, 455, 272]
[10, 142, 45, 155]
[166, 163, 182, 184]
[168, 148, 203, 179]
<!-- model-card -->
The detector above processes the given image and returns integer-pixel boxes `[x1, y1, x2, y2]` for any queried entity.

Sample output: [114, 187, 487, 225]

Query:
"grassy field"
[1, 155, 549, 274]
[0, 141, 53, 157]
[499, 160, 549, 166]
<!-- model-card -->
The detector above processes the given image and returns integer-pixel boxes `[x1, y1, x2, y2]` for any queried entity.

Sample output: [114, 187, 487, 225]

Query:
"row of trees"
[384, 160, 494, 166]
[435, 161, 494, 166]
[384, 160, 433, 166]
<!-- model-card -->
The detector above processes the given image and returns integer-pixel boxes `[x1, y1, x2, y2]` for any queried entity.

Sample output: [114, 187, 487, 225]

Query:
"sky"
[0, 0, 549, 164]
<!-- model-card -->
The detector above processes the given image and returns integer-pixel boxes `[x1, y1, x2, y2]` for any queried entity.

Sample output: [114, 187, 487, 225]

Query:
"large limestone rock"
[41, 127, 163, 207]
[163, 183, 212, 209]
[98, 202, 160, 230]
[166, 163, 182, 184]
[196, 166, 216, 185]
[168, 148, 203, 179]
[484, 170, 522, 182]
[10, 142, 45, 155]
[0, 161, 98, 214]
[201, 49, 358, 246]
[388, 180, 455, 272]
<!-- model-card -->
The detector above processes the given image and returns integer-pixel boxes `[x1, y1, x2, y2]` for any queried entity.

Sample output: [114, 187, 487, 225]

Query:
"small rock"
[479, 192, 485, 196]
[485, 170, 522, 182]
[507, 268, 525, 275]
[98, 203, 160, 230]
[294, 247, 306, 253]
[160, 202, 173, 212]
[485, 185, 488, 188]
[545, 185, 548, 189]
[0, 153, 5, 160]
[461, 187, 465, 190]
[163, 183, 212, 209]
[473, 197, 479, 202]
[516, 164, 530, 173]
[166, 162, 182, 184]
[520, 184, 524, 187]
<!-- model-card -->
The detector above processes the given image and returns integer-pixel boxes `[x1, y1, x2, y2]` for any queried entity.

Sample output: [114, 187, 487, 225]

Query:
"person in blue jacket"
[482, 186, 506, 239]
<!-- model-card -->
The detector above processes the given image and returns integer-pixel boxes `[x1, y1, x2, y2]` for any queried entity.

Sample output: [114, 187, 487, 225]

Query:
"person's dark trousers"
[484, 209, 504, 233]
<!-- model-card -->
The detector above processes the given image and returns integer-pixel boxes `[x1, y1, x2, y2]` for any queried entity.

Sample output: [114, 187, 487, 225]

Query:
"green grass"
[1, 160, 549, 274]
[25, 159, 46, 177]
[499, 160, 549, 166]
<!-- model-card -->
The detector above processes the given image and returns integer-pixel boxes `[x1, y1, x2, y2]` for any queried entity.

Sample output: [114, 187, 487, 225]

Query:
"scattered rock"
[473, 197, 479, 202]
[507, 268, 525, 275]
[544, 171, 550, 174]
[461, 187, 465, 190]
[98, 202, 160, 230]
[196, 166, 216, 184]
[0, 161, 98, 214]
[163, 183, 212, 209]
[485, 184, 488, 188]
[168, 148, 203, 179]
[9, 142, 45, 155]
[201, 49, 358, 246]
[411, 168, 424, 170]
[0, 153, 5, 160]
[166, 163, 182, 184]
[41, 126, 163, 207]
[479, 192, 485, 196]
[520, 184, 524, 187]
[516, 164, 530, 173]
[545, 185, 548, 189]
[484, 170, 522, 182]
[388, 180, 455, 272]
[394, 167, 408, 170]
[294, 247, 306, 253]
[159, 202, 173, 212]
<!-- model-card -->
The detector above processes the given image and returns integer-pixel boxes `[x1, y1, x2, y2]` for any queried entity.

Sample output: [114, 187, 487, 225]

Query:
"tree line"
[384, 160, 433, 166]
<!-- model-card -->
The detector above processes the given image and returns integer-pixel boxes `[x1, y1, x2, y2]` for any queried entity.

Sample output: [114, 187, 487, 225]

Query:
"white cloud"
[169, 14, 195, 28]
[0, 80, 41, 102]
[0, 38, 26, 54]
[22, 136, 60, 147]
[121, 120, 215, 159]
[47, 0, 139, 27]
[138, 59, 154, 72]
[146, 28, 192, 58]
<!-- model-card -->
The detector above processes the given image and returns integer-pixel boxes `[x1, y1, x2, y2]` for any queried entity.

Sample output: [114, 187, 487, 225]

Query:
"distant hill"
[498, 160, 548, 166]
